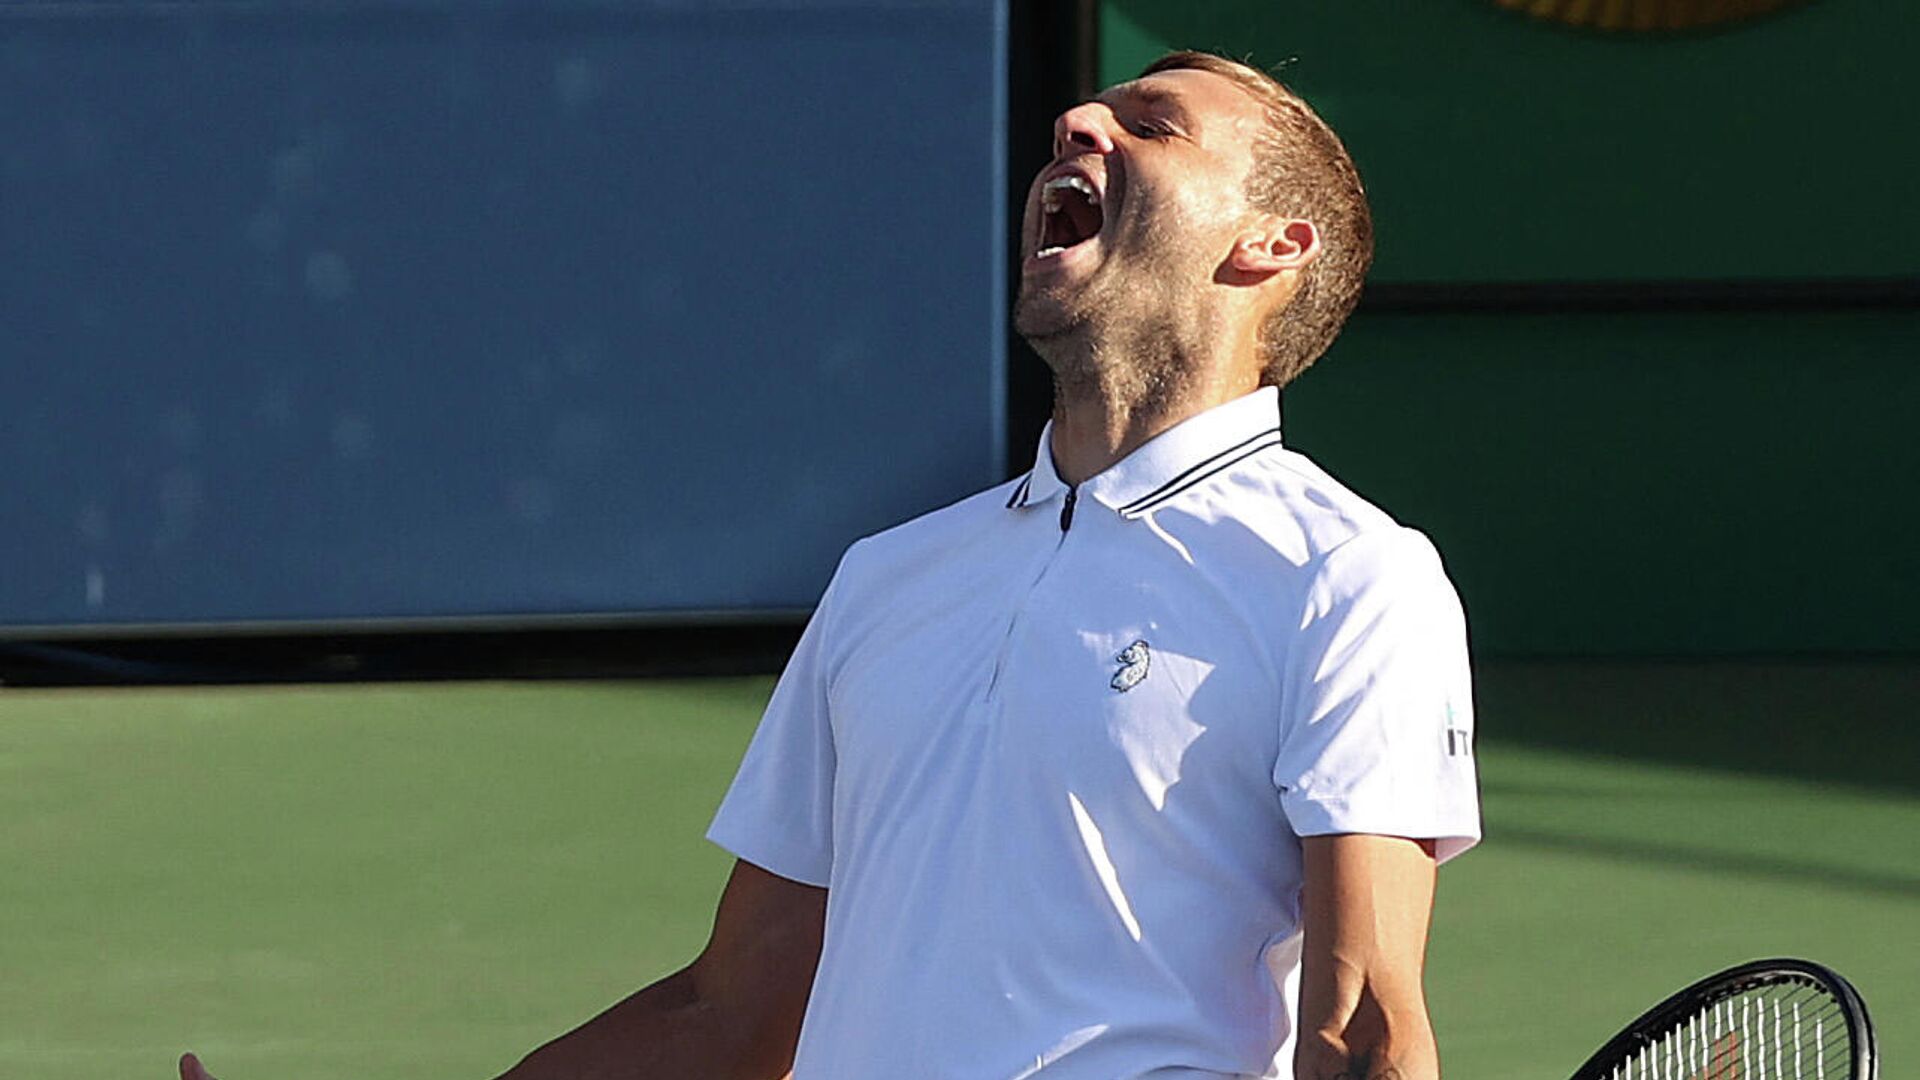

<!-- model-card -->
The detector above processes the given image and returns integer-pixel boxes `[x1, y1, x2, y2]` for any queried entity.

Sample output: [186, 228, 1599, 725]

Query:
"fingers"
[180, 1051, 216, 1080]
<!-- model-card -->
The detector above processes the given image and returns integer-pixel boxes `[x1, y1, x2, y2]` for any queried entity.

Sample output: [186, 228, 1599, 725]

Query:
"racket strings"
[1612, 981, 1851, 1080]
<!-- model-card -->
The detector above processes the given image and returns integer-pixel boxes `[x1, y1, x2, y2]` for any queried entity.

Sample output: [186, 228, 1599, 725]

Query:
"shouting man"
[184, 48, 1479, 1080]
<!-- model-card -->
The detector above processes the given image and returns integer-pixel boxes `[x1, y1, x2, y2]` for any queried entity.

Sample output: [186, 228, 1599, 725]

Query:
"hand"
[1295, 1029, 1411, 1080]
[1296, 1028, 1354, 1079]
[179, 1052, 217, 1080]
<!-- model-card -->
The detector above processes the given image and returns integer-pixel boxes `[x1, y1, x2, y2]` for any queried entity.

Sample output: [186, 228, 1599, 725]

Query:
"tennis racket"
[1569, 957, 1877, 1080]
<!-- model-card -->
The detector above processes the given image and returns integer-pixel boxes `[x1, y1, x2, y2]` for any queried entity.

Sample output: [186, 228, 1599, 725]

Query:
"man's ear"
[1226, 218, 1322, 278]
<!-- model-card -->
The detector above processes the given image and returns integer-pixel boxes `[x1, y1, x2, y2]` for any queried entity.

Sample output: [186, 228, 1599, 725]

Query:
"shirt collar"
[1007, 386, 1284, 521]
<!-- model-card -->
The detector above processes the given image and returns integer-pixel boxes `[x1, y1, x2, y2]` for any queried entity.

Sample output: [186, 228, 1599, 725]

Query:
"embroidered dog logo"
[1110, 640, 1151, 692]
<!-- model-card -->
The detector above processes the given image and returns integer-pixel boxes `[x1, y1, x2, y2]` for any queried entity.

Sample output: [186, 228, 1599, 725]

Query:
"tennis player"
[181, 49, 1478, 1080]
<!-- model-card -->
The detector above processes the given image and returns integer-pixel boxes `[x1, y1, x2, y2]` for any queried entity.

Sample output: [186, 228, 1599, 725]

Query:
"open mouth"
[1037, 173, 1103, 257]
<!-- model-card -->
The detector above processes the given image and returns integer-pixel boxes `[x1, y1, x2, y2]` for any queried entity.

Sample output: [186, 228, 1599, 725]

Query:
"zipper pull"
[1060, 486, 1078, 532]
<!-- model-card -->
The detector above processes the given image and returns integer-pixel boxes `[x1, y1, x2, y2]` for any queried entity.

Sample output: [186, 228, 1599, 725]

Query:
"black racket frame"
[1567, 957, 1877, 1080]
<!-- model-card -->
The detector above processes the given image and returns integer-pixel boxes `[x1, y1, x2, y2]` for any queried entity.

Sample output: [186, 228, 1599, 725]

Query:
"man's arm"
[179, 859, 826, 1080]
[495, 859, 826, 1080]
[1293, 834, 1441, 1080]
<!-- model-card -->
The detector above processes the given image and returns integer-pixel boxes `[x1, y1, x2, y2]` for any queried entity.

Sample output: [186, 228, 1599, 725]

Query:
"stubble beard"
[1015, 233, 1208, 417]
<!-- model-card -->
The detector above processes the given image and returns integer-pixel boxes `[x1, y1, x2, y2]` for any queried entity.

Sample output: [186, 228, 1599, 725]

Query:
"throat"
[1046, 384, 1187, 486]
[1046, 319, 1202, 417]
[1044, 337, 1259, 485]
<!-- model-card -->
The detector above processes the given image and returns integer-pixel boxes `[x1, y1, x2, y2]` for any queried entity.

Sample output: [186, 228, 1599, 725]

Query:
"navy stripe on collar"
[1116, 427, 1283, 519]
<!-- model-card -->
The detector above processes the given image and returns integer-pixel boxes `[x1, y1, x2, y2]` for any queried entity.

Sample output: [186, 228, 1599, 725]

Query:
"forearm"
[1296, 834, 1442, 1080]
[495, 967, 792, 1080]
[494, 863, 824, 1080]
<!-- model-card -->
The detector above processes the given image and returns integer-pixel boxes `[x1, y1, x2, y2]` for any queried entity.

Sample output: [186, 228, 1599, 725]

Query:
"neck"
[1043, 322, 1260, 485]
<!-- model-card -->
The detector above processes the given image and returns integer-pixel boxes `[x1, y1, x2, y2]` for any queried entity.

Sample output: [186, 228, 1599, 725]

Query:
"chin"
[1013, 294, 1083, 349]
[1015, 266, 1098, 328]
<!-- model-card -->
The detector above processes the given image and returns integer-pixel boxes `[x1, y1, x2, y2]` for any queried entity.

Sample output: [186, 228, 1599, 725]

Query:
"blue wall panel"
[0, 1, 1007, 631]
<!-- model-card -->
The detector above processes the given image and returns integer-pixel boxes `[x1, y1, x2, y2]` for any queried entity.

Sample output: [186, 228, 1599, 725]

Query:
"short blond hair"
[1140, 51, 1374, 387]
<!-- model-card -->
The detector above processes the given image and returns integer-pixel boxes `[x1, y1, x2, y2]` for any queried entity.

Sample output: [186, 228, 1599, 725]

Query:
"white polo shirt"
[707, 386, 1480, 1080]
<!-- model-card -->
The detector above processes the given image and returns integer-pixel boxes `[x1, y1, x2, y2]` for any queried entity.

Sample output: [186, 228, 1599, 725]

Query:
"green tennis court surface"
[4, 666, 1914, 1079]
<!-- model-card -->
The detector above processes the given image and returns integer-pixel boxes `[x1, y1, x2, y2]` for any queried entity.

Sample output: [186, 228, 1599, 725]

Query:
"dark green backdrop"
[1103, 1, 1919, 654]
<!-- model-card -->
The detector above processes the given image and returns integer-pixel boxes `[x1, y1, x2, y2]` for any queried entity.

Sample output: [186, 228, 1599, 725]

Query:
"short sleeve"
[1273, 527, 1481, 863]
[704, 553, 850, 887]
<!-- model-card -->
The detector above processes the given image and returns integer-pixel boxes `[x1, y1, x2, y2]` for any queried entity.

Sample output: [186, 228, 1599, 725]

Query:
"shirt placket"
[984, 484, 1079, 705]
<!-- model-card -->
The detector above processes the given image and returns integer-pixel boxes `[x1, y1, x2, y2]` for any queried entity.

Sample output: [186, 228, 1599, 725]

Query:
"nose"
[1052, 102, 1116, 159]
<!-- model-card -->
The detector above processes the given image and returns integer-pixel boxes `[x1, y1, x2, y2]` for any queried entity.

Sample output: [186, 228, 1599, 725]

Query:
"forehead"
[1099, 67, 1267, 131]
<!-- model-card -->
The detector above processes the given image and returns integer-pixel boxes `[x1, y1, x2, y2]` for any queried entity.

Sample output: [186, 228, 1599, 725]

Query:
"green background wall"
[1102, 1, 1920, 283]
[1102, 1, 1919, 654]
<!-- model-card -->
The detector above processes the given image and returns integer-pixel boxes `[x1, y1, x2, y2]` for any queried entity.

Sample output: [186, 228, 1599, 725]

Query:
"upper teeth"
[1042, 174, 1099, 210]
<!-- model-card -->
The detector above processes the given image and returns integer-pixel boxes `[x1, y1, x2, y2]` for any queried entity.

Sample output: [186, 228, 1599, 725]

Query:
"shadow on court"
[1485, 824, 1920, 901]
[1474, 658, 1920, 796]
